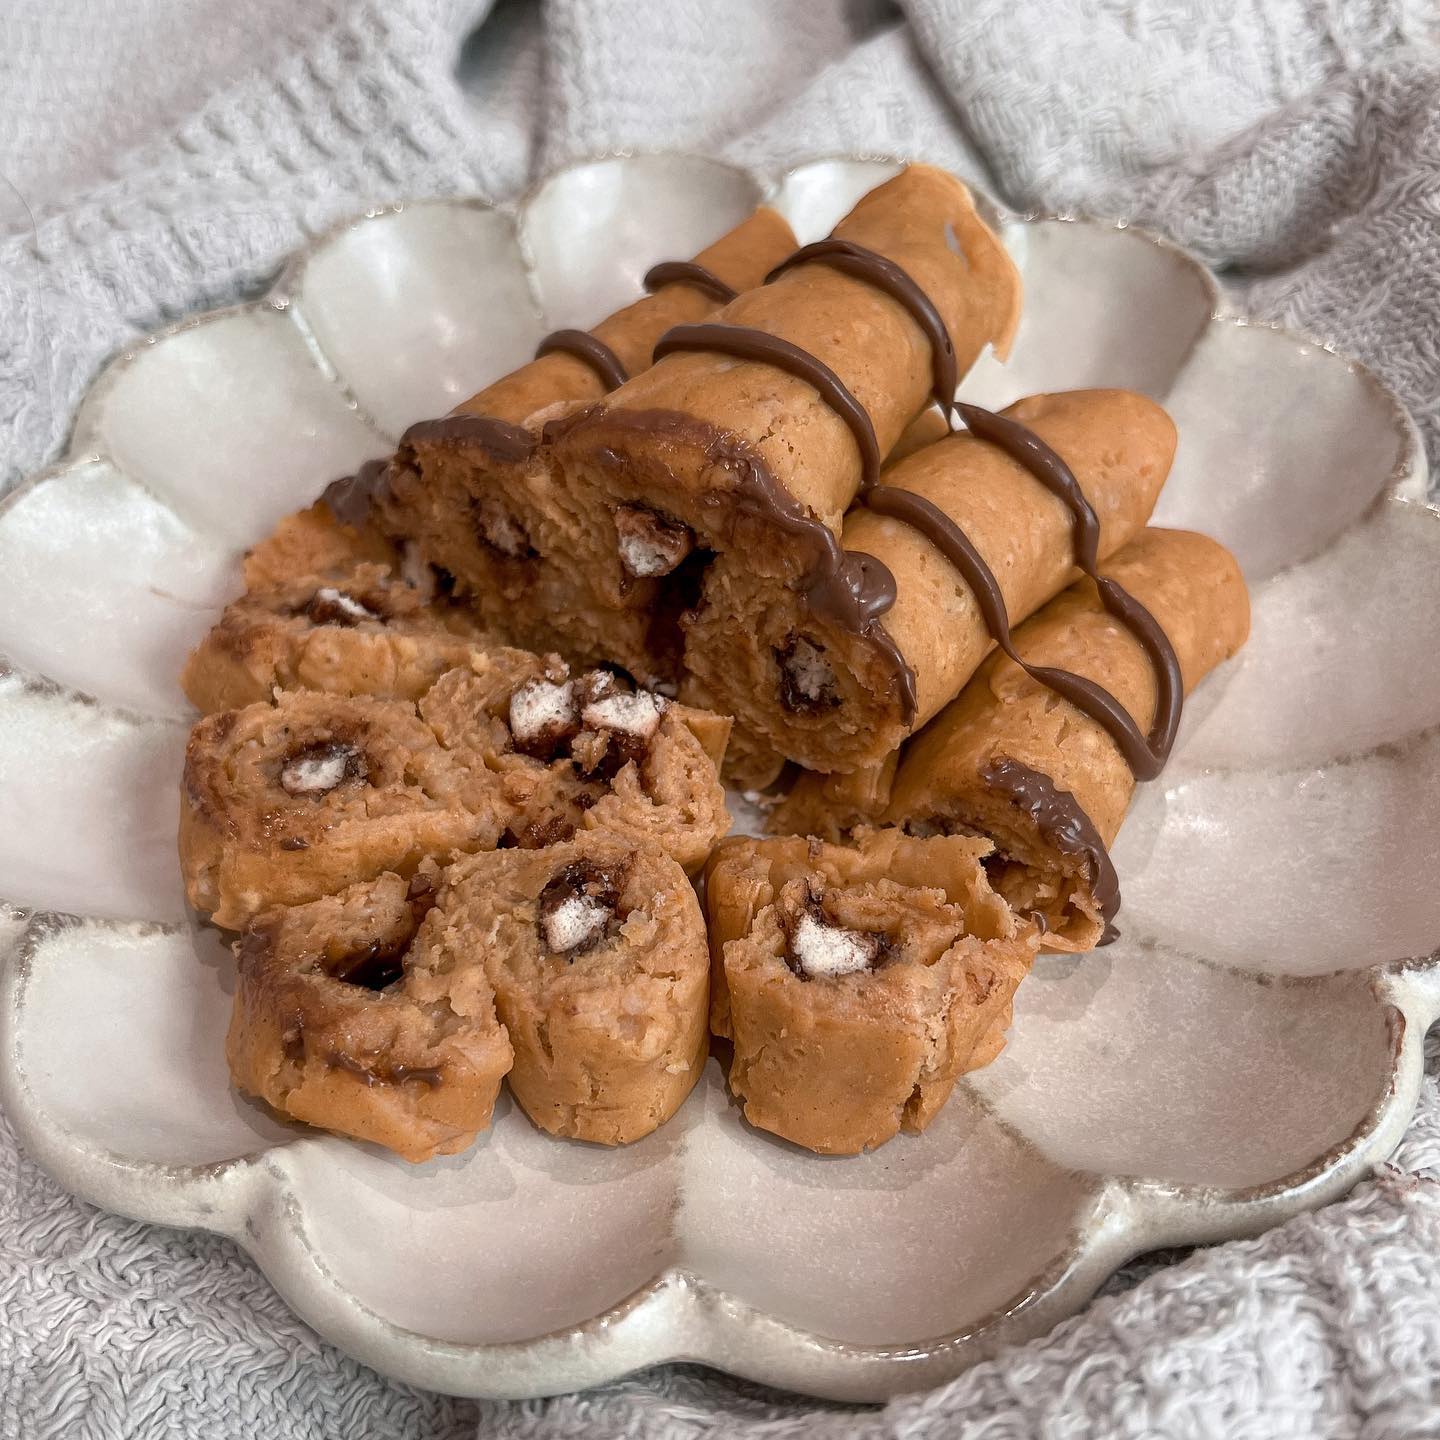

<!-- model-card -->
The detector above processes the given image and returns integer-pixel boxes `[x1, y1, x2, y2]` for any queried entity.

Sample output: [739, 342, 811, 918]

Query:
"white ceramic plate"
[1, 153, 1436, 1403]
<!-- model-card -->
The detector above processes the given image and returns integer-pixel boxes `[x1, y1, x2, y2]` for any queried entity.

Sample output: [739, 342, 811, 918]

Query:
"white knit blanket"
[5, 2, 1440, 1434]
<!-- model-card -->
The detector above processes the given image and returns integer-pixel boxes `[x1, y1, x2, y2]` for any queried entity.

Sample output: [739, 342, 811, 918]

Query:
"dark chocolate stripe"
[321, 458, 391, 527]
[954, 403, 1184, 777]
[653, 322, 881, 491]
[866, 483, 1174, 783]
[981, 757, 1121, 931]
[535, 329, 629, 391]
[401, 413, 534, 463]
[766, 239, 958, 415]
[642, 260, 738, 304]
[323, 415, 535, 528]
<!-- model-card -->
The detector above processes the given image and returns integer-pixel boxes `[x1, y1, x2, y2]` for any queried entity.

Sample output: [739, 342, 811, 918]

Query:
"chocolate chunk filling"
[281, 1019, 307, 1065]
[302, 586, 379, 627]
[279, 740, 367, 797]
[503, 813, 580, 850]
[784, 901, 888, 980]
[614, 504, 696, 578]
[325, 938, 408, 991]
[573, 668, 621, 706]
[573, 690, 667, 779]
[473, 495, 536, 559]
[508, 679, 580, 760]
[537, 859, 627, 957]
[776, 635, 841, 713]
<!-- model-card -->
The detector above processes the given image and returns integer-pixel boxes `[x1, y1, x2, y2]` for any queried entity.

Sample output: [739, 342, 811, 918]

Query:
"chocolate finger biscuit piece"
[419, 660, 731, 874]
[704, 828, 1036, 1154]
[181, 562, 495, 713]
[884, 526, 1250, 949]
[443, 835, 710, 1144]
[227, 867, 513, 1161]
[684, 389, 1174, 773]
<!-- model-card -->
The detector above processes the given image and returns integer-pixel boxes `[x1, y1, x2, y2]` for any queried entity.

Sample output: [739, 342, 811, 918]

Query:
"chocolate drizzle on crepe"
[649, 250, 1182, 931]
[865, 466, 1183, 785]
[534, 329, 630, 391]
[321, 458, 391, 527]
[654, 323, 883, 489]
[953, 403, 1184, 780]
[766, 240, 958, 415]
[402, 414, 534, 461]
[980, 756, 1121, 935]
[321, 416, 535, 528]
[643, 261, 738, 304]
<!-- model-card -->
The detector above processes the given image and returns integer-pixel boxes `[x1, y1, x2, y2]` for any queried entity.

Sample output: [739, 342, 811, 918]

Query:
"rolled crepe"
[182, 561, 492, 713]
[704, 828, 1035, 1155]
[885, 526, 1248, 947]
[372, 206, 799, 681]
[180, 650, 730, 927]
[779, 528, 1250, 949]
[770, 753, 899, 841]
[683, 389, 1174, 773]
[227, 864, 514, 1162]
[242, 497, 399, 593]
[443, 834, 709, 1144]
[545, 166, 1020, 618]
[181, 685, 510, 929]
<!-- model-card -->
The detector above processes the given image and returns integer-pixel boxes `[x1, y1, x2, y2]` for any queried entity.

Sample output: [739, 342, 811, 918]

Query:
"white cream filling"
[618, 530, 678, 578]
[581, 690, 666, 739]
[790, 910, 877, 979]
[311, 586, 375, 622]
[509, 679, 577, 743]
[281, 750, 351, 795]
[543, 894, 611, 953]
[784, 637, 835, 702]
[475, 497, 529, 557]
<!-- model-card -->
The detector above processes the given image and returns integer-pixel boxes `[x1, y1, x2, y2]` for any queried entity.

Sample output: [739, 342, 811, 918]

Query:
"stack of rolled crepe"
[185, 161, 1255, 1163]
[775, 526, 1251, 949]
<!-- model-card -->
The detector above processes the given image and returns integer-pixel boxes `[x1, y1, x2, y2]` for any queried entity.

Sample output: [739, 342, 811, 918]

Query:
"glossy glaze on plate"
[0, 154, 1436, 1402]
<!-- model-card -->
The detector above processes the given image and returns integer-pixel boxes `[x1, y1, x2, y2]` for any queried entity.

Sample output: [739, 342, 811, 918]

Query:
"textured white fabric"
[5, 1, 1440, 1434]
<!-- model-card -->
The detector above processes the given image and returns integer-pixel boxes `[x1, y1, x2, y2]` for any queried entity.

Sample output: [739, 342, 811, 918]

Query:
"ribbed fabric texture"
[4, 2, 1440, 1435]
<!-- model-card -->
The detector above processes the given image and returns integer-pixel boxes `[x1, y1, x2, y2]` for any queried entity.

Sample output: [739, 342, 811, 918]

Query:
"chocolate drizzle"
[653, 323, 882, 491]
[535, 329, 629, 391]
[401, 413, 534, 462]
[866, 478, 1178, 782]
[321, 458, 390, 527]
[321, 415, 535, 530]
[766, 240, 958, 414]
[642, 260, 737, 304]
[951, 403, 1184, 780]
[980, 756, 1121, 932]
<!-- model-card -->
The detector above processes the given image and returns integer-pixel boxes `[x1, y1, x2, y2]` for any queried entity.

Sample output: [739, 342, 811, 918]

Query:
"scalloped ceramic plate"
[1, 153, 1437, 1403]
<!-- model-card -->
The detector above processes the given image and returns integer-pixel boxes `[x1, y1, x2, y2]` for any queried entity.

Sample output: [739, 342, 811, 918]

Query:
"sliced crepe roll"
[227, 865, 514, 1162]
[704, 828, 1036, 1155]
[182, 561, 492, 713]
[181, 649, 729, 927]
[444, 835, 710, 1145]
